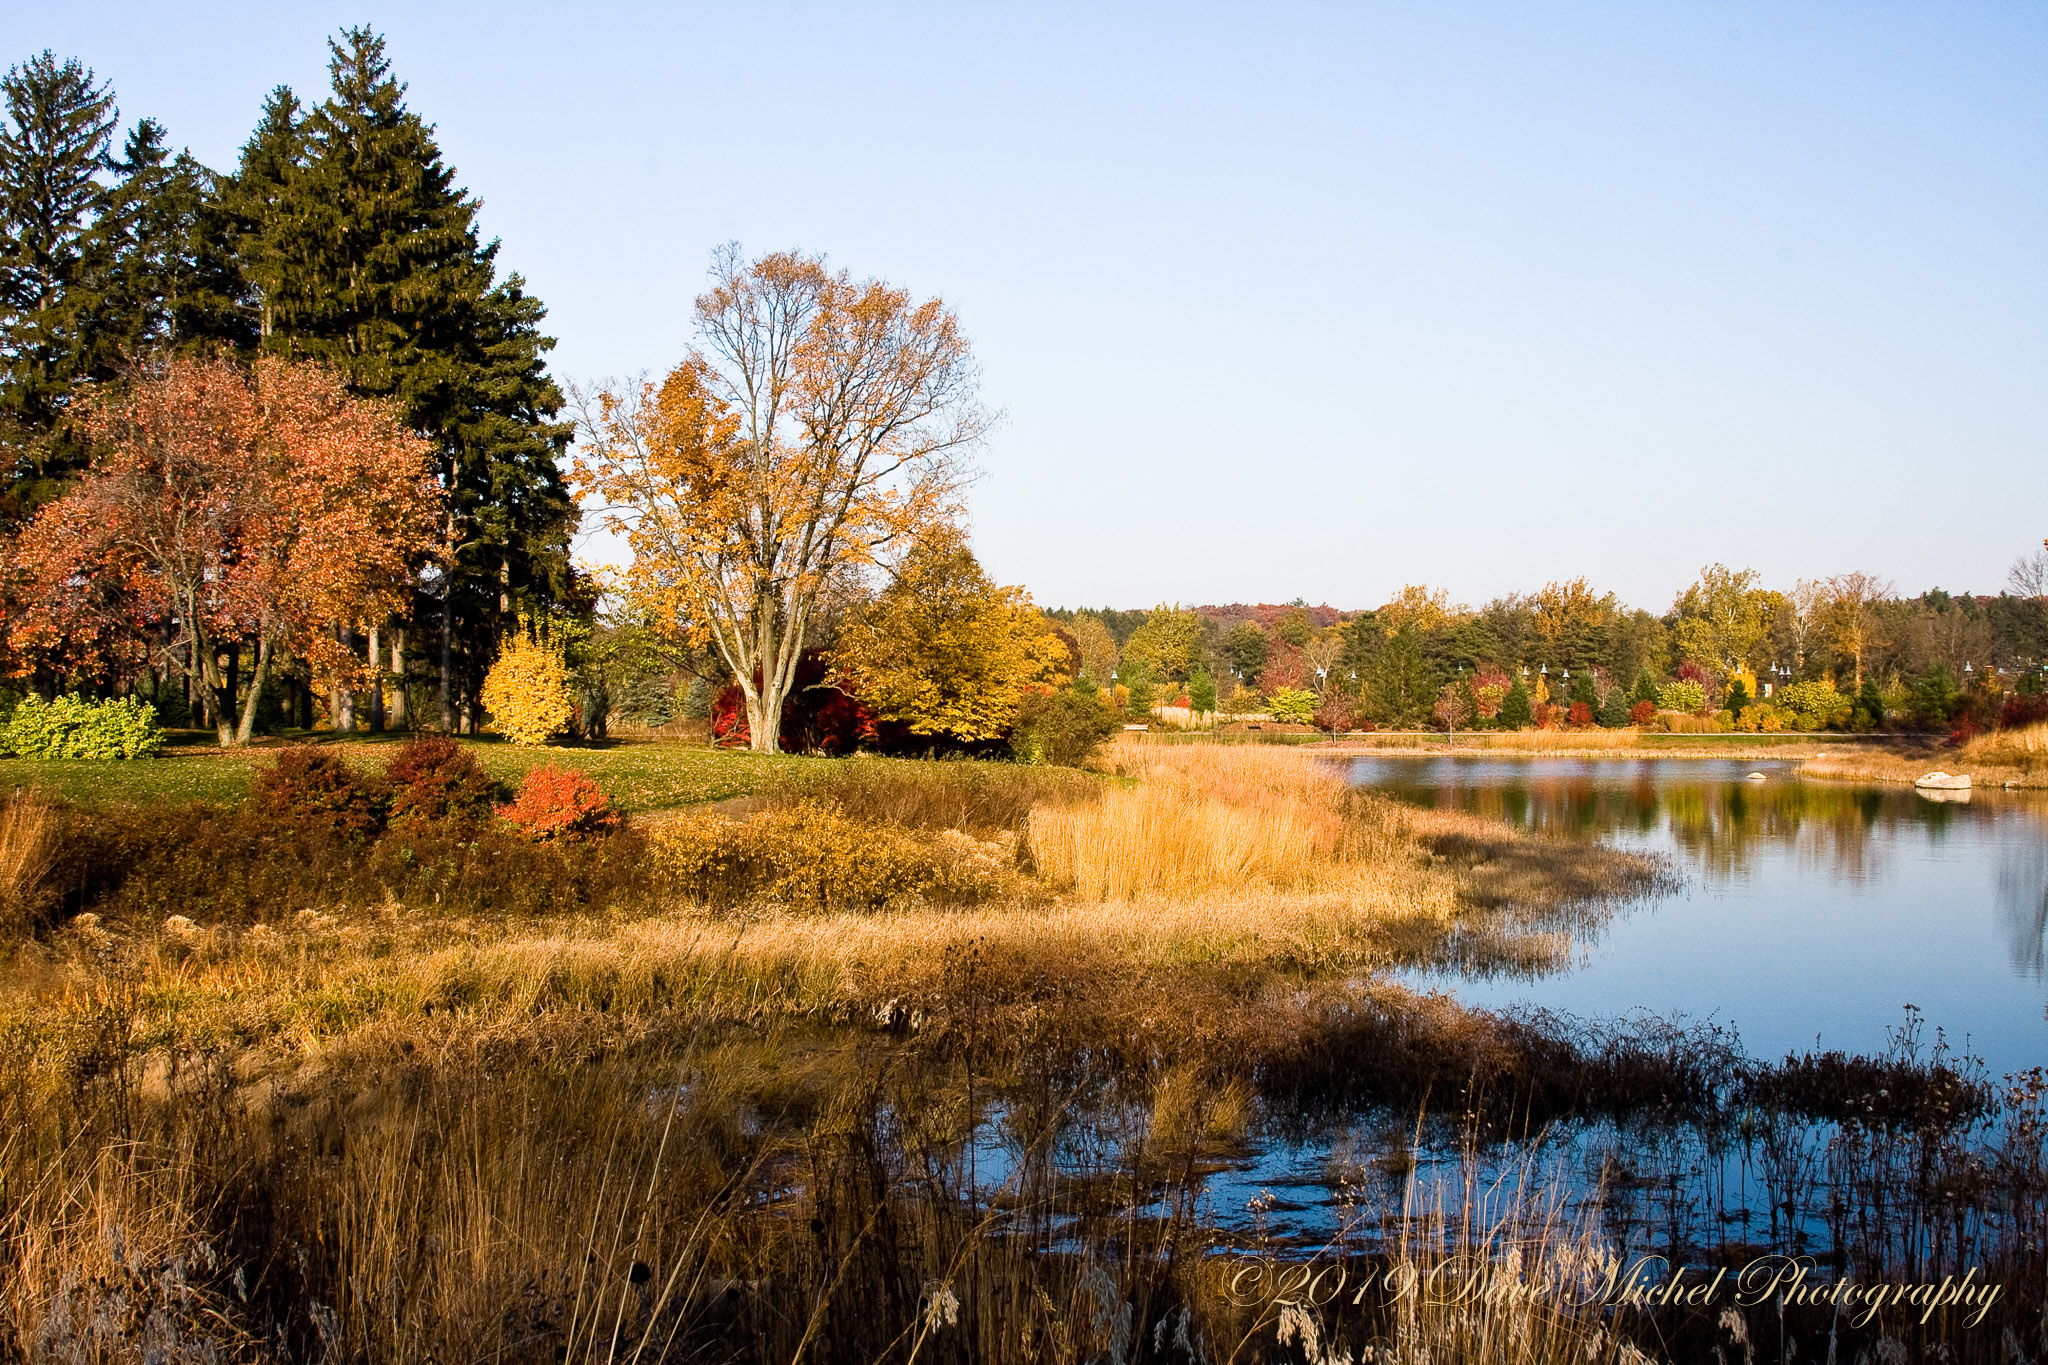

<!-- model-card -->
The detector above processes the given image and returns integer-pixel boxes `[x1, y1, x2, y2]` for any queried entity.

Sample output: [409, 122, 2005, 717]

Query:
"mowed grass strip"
[0, 736, 820, 812]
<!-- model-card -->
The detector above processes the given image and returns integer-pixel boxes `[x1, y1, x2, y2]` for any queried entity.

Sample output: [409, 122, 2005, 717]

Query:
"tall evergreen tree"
[0, 51, 118, 521]
[1, 54, 246, 526]
[99, 118, 253, 357]
[237, 30, 574, 728]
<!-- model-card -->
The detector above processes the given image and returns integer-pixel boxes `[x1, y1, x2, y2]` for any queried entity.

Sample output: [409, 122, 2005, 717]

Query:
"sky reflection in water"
[1345, 755, 2048, 1078]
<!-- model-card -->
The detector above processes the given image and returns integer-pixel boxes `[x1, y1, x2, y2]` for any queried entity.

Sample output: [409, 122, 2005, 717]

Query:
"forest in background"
[4, 34, 2045, 760]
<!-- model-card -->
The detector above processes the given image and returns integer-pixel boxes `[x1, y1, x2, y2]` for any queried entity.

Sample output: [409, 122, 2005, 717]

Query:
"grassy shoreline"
[6, 736, 2040, 1361]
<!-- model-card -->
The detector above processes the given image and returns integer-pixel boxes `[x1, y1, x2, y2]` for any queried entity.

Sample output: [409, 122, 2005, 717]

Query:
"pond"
[1346, 755, 2048, 1079]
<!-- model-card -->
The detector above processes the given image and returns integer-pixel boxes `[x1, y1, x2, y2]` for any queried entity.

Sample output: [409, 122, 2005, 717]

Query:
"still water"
[1345, 755, 2048, 1078]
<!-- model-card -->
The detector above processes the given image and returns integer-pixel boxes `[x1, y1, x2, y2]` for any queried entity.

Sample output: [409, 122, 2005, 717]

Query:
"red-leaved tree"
[8, 356, 444, 746]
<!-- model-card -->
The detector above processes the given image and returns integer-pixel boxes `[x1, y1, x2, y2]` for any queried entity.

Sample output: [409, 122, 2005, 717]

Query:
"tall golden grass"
[1964, 719, 2048, 771]
[1026, 742, 1429, 904]
[0, 790, 53, 933]
[1468, 727, 1643, 752]
[0, 748, 1692, 1361]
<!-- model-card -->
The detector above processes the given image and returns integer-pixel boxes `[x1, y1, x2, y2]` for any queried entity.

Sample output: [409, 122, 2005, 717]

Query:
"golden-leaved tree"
[574, 247, 987, 753]
[1672, 564, 1783, 680]
[1120, 606, 1204, 682]
[831, 528, 1068, 743]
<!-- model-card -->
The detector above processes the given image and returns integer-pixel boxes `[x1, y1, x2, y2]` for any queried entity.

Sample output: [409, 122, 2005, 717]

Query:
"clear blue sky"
[12, 2, 2046, 613]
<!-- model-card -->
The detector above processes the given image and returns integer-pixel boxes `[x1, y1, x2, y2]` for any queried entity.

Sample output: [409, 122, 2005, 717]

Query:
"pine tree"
[0, 51, 118, 521]
[1368, 623, 1434, 727]
[220, 87, 302, 345]
[241, 30, 575, 729]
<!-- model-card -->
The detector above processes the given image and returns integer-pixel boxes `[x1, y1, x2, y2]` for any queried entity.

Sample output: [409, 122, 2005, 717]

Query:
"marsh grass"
[1027, 743, 1426, 904]
[1964, 719, 2048, 772]
[1804, 727, 2048, 789]
[0, 791, 55, 934]
[6, 918, 2044, 1362]
[17, 739, 2029, 1361]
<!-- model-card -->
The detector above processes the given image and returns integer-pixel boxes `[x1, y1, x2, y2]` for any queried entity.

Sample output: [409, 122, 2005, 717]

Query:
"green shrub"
[1775, 680, 1853, 731]
[1595, 686, 1633, 728]
[2, 694, 165, 760]
[1630, 670, 1661, 706]
[1187, 668, 1217, 714]
[1498, 680, 1533, 729]
[1009, 687, 1118, 766]
[680, 676, 713, 720]
[1657, 680, 1707, 715]
[1267, 688, 1318, 724]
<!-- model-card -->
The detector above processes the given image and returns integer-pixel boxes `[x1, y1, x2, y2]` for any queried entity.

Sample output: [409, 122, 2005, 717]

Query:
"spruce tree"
[241, 29, 575, 728]
[0, 51, 118, 521]
[1369, 623, 1433, 727]
[1499, 679, 1534, 729]
[99, 118, 253, 358]
[1596, 684, 1632, 728]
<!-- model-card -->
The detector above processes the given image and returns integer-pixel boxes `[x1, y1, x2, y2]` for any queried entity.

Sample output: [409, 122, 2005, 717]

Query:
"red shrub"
[712, 683, 751, 748]
[384, 735, 498, 823]
[254, 745, 384, 839]
[1999, 695, 2048, 730]
[1313, 693, 1358, 733]
[1567, 701, 1594, 728]
[500, 766, 621, 840]
[1533, 703, 1564, 730]
[1629, 700, 1657, 727]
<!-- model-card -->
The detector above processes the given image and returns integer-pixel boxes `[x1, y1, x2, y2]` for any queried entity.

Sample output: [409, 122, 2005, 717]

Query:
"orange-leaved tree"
[8, 355, 443, 746]
[573, 246, 988, 754]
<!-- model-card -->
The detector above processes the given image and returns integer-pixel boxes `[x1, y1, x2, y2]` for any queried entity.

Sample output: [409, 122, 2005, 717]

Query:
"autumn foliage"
[384, 736, 498, 824]
[499, 766, 620, 841]
[832, 528, 1068, 745]
[479, 636, 576, 746]
[255, 746, 385, 840]
[573, 247, 987, 753]
[6, 356, 442, 745]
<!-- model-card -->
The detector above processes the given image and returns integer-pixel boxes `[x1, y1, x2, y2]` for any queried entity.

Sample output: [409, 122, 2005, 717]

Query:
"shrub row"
[255, 739, 619, 842]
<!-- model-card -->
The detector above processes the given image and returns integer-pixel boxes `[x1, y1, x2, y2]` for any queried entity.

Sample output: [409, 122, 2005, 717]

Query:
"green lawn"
[0, 735, 817, 812]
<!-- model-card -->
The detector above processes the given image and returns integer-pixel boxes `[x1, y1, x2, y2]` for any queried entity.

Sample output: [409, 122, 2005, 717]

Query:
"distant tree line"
[1052, 556, 2048, 734]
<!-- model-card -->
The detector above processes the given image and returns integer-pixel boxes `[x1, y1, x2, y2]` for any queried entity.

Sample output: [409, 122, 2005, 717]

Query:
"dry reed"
[1026, 742, 1429, 905]
[1964, 718, 2048, 771]
[0, 790, 54, 934]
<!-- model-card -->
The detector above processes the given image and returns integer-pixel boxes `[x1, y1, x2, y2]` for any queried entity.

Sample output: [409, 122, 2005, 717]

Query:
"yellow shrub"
[480, 637, 576, 746]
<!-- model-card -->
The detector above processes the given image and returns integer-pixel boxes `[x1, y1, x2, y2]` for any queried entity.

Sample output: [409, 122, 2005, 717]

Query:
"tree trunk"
[367, 625, 385, 733]
[440, 581, 455, 733]
[332, 627, 355, 732]
[224, 642, 239, 735]
[390, 627, 408, 730]
[234, 636, 277, 745]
